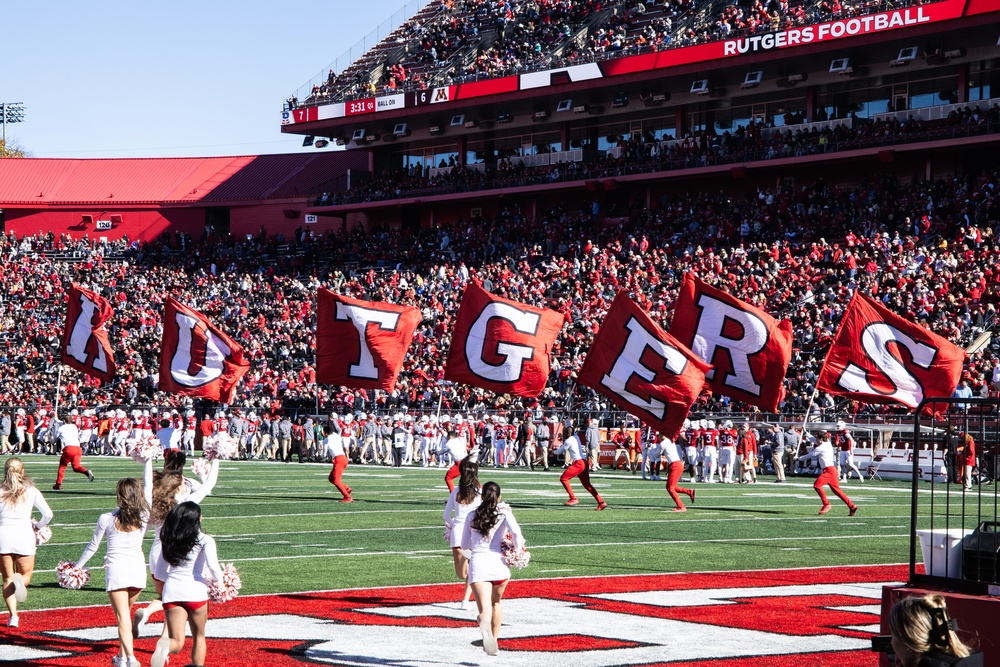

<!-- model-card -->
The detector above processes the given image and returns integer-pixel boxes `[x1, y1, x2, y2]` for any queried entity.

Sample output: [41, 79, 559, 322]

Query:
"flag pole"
[53, 365, 64, 419]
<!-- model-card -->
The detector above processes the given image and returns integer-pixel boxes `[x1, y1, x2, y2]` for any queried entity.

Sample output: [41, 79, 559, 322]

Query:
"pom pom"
[203, 433, 239, 461]
[191, 457, 210, 479]
[56, 561, 90, 590]
[501, 531, 531, 569]
[129, 436, 162, 463]
[33, 521, 52, 546]
[207, 563, 242, 603]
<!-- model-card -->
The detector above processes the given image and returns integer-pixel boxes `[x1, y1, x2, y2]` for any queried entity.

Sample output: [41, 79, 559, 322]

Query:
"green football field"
[10, 454, 967, 610]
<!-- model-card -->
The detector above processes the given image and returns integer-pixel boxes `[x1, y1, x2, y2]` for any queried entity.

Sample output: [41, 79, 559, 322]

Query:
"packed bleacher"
[301, 0, 944, 105]
[315, 102, 1000, 207]
[1, 169, 999, 426]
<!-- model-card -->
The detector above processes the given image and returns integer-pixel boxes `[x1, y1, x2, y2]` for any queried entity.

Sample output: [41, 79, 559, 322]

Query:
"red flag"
[61, 284, 116, 383]
[445, 283, 565, 397]
[159, 297, 250, 403]
[817, 292, 966, 411]
[578, 292, 710, 439]
[316, 289, 421, 392]
[670, 273, 793, 412]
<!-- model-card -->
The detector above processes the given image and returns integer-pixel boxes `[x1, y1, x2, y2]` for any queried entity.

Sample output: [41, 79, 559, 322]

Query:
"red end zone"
[1, 565, 903, 666]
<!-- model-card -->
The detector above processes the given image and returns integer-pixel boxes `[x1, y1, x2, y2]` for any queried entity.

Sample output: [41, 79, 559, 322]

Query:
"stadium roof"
[0, 153, 368, 206]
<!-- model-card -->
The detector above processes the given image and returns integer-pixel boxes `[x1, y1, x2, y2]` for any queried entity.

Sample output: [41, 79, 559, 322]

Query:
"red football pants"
[56, 446, 88, 485]
[445, 463, 461, 492]
[815, 466, 852, 507]
[560, 460, 603, 503]
[328, 455, 351, 499]
[666, 461, 693, 509]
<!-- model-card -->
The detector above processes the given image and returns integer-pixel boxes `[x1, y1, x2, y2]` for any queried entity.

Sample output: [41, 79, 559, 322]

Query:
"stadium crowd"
[316, 102, 1000, 207]
[1, 168, 1000, 434]
[306, 0, 944, 104]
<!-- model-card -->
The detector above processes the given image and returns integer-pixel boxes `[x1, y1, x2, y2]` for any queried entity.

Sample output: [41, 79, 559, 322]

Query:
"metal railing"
[910, 397, 1000, 594]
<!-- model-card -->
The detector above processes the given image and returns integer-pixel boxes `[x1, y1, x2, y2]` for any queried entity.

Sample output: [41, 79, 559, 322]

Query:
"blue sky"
[4, 0, 416, 158]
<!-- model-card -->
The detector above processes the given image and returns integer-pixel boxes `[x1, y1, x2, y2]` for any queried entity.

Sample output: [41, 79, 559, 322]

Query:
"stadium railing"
[911, 397, 1000, 594]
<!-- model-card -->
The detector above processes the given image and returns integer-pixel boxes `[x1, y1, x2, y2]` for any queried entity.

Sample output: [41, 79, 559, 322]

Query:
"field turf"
[12, 453, 968, 610]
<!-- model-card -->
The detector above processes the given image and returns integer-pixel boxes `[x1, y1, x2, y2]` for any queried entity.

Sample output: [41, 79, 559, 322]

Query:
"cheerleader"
[461, 481, 524, 656]
[152, 502, 223, 667]
[662, 436, 695, 512]
[553, 429, 608, 510]
[1, 458, 53, 628]
[131, 454, 219, 642]
[323, 423, 353, 502]
[71, 461, 153, 667]
[443, 458, 481, 609]
[443, 430, 470, 492]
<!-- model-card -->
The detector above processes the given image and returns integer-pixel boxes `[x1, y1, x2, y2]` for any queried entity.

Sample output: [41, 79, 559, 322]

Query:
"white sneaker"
[111, 657, 125, 667]
[7, 615, 18, 628]
[127, 658, 141, 667]
[11, 573, 27, 603]
[479, 617, 498, 656]
[150, 635, 170, 667]
[131, 607, 147, 638]
[459, 600, 471, 610]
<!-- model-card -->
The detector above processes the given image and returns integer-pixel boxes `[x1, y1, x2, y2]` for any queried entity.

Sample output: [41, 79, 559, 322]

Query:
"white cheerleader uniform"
[161, 533, 223, 605]
[461, 506, 524, 584]
[443, 488, 482, 549]
[0, 486, 53, 557]
[149, 459, 219, 583]
[76, 459, 154, 590]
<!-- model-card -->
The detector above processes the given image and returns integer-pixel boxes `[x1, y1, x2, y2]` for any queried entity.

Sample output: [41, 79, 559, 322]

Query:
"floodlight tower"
[1, 102, 26, 146]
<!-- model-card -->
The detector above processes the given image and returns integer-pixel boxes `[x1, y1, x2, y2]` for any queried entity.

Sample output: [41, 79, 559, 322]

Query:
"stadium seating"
[314, 102, 1000, 207]
[1, 169, 998, 420]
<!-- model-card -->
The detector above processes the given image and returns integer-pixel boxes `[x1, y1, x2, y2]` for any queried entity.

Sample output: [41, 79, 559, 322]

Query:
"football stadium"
[2, 0, 1000, 665]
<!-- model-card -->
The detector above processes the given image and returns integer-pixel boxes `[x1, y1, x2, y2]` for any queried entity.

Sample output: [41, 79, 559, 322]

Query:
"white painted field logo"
[1, 566, 901, 666]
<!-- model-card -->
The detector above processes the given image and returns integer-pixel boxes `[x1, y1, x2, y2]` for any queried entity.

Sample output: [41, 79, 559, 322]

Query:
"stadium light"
[890, 46, 919, 67]
[314, 139, 330, 148]
[829, 58, 853, 75]
[302, 136, 315, 147]
[740, 71, 763, 90]
[1, 102, 26, 146]
[532, 110, 549, 122]
[496, 110, 513, 124]
[556, 99, 573, 113]
[690, 80, 709, 96]
[612, 92, 629, 108]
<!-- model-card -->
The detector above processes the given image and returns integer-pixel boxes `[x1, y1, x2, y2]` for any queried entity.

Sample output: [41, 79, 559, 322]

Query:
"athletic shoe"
[460, 600, 472, 610]
[126, 658, 140, 667]
[688, 489, 696, 504]
[479, 617, 498, 656]
[87, 470, 95, 482]
[11, 573, 27, 603]
[849, 505, 859, 517]
[6, 615, 17, 628]
[111, 657, 124, 667]
[52, 483, 62, 490]
[564, 499, 579, 506]
[596, 501, 608, 511]
[339, 497, 354, 503]
[818, 504, 832, 515]
[150, 635, 170, 667]
[131, 607, 147, 638]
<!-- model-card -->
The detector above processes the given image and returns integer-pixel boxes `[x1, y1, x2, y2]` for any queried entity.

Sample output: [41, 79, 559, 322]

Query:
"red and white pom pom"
[33, 521, 52, 546]
[129, 436, 162, 463]
[207, 563, 242, 603]
[191, 457, 210, 479]
[501, 531, 531, 569]
[204, 433, 239, 461]
[56, 561, 90, 590]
